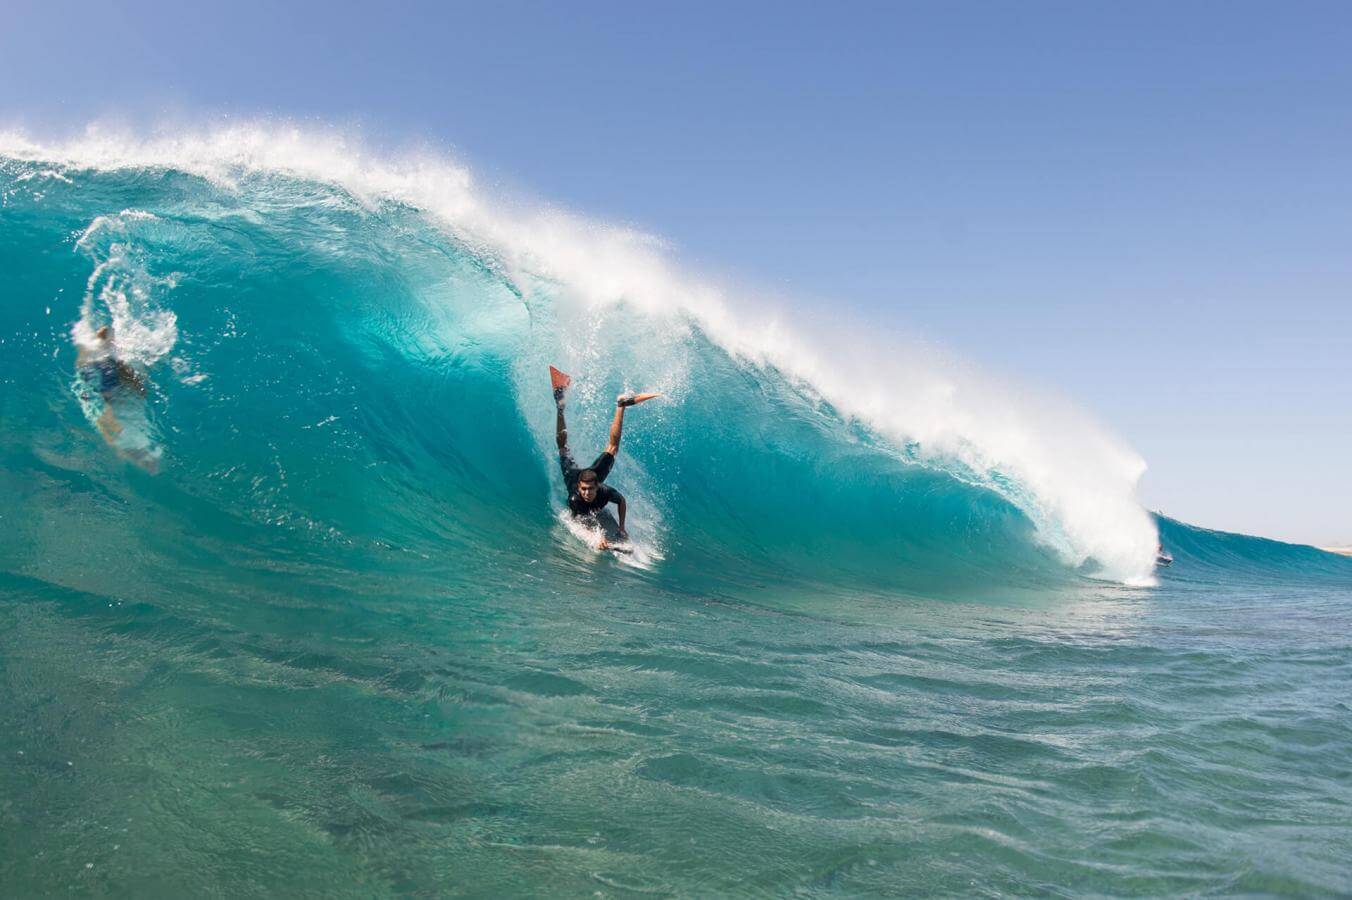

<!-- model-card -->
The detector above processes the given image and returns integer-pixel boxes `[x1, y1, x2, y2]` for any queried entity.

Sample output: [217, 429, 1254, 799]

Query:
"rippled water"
[2, 138, 1350, 896]
[4, 562, 1350, 896]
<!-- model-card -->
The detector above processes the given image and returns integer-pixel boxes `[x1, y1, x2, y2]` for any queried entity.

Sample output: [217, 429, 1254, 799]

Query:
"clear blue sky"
[4, 0, 1350, 545]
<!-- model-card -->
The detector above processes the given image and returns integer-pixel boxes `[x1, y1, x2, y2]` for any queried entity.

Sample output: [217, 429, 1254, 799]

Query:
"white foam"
[556, 510, 662, 570]
[70, 209, 178, 369]
[1, 122, 1159, 583]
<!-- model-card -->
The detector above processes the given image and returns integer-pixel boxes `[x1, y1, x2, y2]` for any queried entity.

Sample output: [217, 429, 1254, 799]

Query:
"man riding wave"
[551, 366, 659, 550]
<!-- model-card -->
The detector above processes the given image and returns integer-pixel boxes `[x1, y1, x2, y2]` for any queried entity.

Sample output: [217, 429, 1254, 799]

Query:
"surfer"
[76, 324, 156, 471]
[551, 366, 659, 550]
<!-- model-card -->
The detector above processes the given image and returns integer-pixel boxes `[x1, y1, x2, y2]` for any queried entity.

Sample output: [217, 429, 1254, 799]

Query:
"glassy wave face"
[3, 132, 1350, 896]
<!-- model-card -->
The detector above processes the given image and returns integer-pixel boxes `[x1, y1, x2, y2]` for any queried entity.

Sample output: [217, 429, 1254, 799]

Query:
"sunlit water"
[2, 140, 1349, 896]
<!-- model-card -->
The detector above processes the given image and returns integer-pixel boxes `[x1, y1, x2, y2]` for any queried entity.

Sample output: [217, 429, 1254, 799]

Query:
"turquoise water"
[2, 142, 1351, 896]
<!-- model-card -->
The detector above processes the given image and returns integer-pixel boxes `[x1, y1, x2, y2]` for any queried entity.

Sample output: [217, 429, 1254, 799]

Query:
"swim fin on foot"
[617, 392, 662, 408]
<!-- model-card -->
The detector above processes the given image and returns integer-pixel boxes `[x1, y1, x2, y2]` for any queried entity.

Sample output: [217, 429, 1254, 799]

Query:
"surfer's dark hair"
[578, 469, 598, 484]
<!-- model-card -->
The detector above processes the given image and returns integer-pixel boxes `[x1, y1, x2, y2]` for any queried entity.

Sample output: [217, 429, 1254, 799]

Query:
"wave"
[0, 124, 1201, 598]
[1156, 515, 1352, 585]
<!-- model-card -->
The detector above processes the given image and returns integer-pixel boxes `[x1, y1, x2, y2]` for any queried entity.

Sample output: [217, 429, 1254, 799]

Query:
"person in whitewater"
[551, 366, 660, 550]
[76, 324, 158, 472]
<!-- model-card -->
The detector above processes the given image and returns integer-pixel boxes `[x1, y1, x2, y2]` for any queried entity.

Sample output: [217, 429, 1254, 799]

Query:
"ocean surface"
[3, 130, 1350, 897]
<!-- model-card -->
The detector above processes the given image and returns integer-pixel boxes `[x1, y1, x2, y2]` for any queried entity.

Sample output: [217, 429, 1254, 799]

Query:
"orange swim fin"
[616, 391, 663, 407]
[549, 366, 571, 390]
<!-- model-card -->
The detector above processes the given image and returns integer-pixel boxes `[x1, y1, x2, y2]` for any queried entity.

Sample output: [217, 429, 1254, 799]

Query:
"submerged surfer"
[551, 366, 659, 550]
[76, 325, 157, 471]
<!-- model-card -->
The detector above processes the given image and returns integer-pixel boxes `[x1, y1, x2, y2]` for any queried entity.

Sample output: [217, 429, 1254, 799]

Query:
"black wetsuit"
[560, 449, 623, 517]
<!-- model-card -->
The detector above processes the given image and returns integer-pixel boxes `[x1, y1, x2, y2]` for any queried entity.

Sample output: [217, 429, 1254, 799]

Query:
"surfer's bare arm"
[613, 492, 627, 536]
[605, 405, 625, 456]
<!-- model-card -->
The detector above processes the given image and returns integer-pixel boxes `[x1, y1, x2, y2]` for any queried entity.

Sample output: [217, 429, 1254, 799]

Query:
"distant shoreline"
[1321, 546, 1352, 557]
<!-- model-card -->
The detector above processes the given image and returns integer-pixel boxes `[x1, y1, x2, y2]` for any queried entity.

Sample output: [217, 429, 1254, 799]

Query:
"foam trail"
[71, 210, 179, 367]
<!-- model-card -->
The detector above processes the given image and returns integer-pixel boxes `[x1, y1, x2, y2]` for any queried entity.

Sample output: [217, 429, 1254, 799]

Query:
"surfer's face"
[578, 480, 598, 501]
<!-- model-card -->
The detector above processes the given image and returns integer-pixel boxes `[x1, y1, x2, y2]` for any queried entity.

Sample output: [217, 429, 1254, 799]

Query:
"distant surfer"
[76, 324, 157, 472]
[551, 366, 659, 550]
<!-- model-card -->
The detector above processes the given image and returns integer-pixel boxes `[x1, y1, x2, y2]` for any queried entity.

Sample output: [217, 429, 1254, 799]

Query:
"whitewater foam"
[71, 210, 179, 369]
[0, 122, 1158, 583]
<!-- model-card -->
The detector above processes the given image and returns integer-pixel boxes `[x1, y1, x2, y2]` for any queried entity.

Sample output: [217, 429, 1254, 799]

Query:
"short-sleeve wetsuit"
[559, 448, 623, 516]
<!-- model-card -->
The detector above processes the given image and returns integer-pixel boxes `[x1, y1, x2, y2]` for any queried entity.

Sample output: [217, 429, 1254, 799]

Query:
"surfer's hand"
[598, 538, 610, 550]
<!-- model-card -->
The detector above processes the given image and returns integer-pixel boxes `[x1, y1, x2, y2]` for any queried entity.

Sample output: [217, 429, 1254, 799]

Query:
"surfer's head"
[577, 469, 599, 502]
